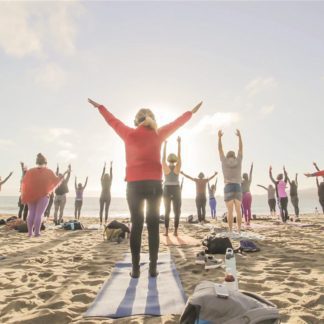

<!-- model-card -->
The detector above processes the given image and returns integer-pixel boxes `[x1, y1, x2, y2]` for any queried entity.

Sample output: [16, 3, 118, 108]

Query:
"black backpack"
[202, 236, 234, 254]
[63, 220, 84, 230]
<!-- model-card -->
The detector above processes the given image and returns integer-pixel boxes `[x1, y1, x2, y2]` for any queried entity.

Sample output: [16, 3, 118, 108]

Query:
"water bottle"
[224, 248, 238, 291]
[70, 222, 75, 230]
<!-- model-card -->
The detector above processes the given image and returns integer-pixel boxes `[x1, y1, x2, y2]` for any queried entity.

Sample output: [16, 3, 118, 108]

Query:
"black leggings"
[268, 199, 276, 212]
[280, 197, 289, 222]
[290, 195, 299, 217]
[127, 180, 162, 268]
[18, 196, 28, 221]
[163, 185, 181, 229]
[99, 195, 111, 223]
[195, 195, 207, 222]
[74, 200, 83, 219]
[319, 198, 324, 214]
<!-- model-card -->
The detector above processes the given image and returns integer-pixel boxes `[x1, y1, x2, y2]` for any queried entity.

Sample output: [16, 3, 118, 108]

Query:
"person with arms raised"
[88, 98, 202, 278]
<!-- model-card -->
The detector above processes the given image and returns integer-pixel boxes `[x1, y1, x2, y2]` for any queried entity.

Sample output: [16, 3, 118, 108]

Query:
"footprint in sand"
[38, 271, 53, 279]
[39, 301, 66, 310]
[81, 279, 104, 286]
[37, 290, 55, 301]
[70, 293, 94, 304]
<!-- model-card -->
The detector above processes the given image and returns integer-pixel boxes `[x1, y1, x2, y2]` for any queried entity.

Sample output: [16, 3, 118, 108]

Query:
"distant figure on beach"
[21, 153, 64, 237]
[162, 137, 182, 237]
[0, 171, 13, 191]
[285, 170, 300, 220]
[315, 177, 324, 214]
[218, 129, 243, 234]
[100, 162, 113, 225]
[74, 176, 88, 220]
[241, 163, 253, 225]
[269, 166, 289, 222]
[54, 164, 71, 225]
[88, 98, 202, 278]
[208, 178, 218, 219]
[257, 184, 277, 218]
[181, 171, 217, 224]
[18, 162, 28, 221]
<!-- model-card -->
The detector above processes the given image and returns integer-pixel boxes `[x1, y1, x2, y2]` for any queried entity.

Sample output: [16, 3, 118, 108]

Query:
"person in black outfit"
[285, 171, 300, 220]
[100, 162, 113, 225]
[18, 162, 28, 220]
[53, 164, 71, 224]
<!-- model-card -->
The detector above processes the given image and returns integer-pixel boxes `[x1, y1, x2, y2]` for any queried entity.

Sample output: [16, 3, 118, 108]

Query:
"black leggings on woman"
[99, 195, 111, 224]
[127, 180, 162, 270]
[280, 197, 289, 222]
[163, 185, 181, 229]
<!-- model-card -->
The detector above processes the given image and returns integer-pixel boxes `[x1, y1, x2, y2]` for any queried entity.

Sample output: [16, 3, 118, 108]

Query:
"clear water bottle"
[224, 248, 238, 291]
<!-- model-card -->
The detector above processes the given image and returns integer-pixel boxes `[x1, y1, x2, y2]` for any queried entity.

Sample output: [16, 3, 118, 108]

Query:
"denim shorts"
[224, 183, 242, 202]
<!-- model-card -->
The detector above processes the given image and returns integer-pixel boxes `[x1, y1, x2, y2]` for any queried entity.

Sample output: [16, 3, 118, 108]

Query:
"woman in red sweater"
[88, 98, 202, 278]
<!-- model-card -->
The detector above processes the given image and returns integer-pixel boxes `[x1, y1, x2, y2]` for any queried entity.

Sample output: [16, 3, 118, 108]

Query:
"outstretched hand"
[177, 136, 181, 143]
[235, 129, 241, 137]
[88, 98, 101, 108]
[304, 173, 311, 177]
[191, 101, 203, 114]
[218, 130, 223, 138]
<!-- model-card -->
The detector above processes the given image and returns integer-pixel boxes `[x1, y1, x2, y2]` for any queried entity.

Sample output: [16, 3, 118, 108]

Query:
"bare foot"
[173, 229, 178, 236]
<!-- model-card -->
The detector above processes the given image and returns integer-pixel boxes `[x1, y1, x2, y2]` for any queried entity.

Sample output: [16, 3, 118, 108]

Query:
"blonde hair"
[134, 109, 157, 131]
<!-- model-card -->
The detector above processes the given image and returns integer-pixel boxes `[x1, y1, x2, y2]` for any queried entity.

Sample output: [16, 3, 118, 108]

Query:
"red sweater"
[313, 170, 324, 177]
[98, 105, 192, 182]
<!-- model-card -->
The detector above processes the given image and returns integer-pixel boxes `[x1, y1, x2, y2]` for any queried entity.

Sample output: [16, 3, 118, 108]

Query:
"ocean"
[0, 193, 320, 219]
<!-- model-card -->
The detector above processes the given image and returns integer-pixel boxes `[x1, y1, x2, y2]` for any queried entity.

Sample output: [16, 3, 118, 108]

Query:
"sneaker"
[195, 251, 206, 265]
[205, 256, 222, 270]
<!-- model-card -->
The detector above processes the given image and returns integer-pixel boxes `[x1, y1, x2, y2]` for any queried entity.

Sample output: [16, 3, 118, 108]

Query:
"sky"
[0, 1, 323, 198]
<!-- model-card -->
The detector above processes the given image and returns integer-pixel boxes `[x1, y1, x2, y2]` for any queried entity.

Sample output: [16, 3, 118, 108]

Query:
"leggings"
[195, 195, 207, 222]
[27, 196, 49, 237]
[44, 194, 54, 218]
[18, 196, 29, 221]
[209, 198, 217, 218]
[279, 197, 289, 222]
[127, 180, 162, 269]
[163, 185, 181, 229]
[99, 195, 111, 224]
[319, 198, 324, 214]
[268, 199, 276, 212]
[75, 200, 83, 219]
[242, 192, 252, 223]
[290, 195, 299, 217]
[54, 194, 66, 222]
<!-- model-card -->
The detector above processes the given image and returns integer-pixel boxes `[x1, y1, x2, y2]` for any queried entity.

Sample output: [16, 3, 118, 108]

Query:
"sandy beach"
[0, 214, 323, 324]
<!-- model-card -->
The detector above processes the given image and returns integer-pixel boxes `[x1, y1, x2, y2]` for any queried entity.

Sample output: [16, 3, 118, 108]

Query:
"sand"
[0, 214, 323, 324]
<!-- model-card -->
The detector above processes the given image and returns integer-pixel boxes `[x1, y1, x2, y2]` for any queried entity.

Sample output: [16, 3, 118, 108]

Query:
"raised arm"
[218, 130, 225, 160]
[158, 101, 202, 141]
[283, 166, 288, 183]
[110, 161, 113, 182]
[162, 141, 170, 175]
[269, 166, 276, 185]
[236, 129, 243, 157]
[257, 184, 268, 192]
[83, 176, 88, 189]
[174, 136, 182, 174]
[88, 99, 132, 140]
[20, 162, 26, 176]
[249, 163, 253, 184]
[207, 171, 218, 181]
[56, 164, 59, 176]
[180, 177, 184, 191]
[180, 171, 195, 181]
[295, 173, 298, 187]
[65, 165, 71, 183]
[313, 162, 320, 172]
[101, 162, 106, 181]
[0, 172, 13, 186]
[316, 177, 319, 189]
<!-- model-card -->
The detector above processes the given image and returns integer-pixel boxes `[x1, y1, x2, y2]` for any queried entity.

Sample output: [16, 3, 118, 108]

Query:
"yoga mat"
[84, 253, 187, 318]
[160, 233, 201, 246]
